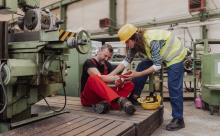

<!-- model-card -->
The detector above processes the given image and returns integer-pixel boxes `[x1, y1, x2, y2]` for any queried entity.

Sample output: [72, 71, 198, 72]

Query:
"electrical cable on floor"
[41, 59, 67, 112]
[0, 62, 8, 114]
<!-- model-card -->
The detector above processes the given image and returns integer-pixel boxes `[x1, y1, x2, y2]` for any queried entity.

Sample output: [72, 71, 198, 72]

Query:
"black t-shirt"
[81, 58, 113, 91]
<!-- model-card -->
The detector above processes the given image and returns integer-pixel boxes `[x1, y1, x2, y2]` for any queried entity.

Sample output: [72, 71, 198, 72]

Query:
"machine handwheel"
[76, 30, 91, 54]
[0, 63, 10, 85]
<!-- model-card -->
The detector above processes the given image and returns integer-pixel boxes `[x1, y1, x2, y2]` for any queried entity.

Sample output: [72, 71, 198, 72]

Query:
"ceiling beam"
[42, 0, 81, 10]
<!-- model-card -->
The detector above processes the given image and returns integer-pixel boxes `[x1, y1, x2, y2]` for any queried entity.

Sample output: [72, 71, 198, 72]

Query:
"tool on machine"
[137, 90, 161, 110]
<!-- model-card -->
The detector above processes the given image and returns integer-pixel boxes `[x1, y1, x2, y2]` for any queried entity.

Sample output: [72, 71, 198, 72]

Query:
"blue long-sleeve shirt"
[150, 40, 165, 67]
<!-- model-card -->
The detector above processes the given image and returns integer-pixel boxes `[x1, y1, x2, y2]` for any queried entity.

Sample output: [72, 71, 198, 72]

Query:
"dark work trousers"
[132, 60, 184, 119]
[132, 60, 153, 96]
[167, 61, 184, 119]
[80, 75, 134, 109]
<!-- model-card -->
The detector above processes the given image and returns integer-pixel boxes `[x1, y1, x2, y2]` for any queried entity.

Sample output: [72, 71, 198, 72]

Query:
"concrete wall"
[117, 0, 189, 25]
[66, 0, 109, 32]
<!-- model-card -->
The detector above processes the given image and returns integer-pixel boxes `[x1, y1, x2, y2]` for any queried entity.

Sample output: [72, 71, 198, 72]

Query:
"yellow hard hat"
[137, 95, 161, 110]
[118, 24, 137, 43]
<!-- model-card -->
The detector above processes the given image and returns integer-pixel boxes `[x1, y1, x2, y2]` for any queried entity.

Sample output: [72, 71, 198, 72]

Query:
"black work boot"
[92, 101, 110, 114]
[118, 97, 136, 115]
[166, 118, 185, 131]
[128, 95, 139, 105]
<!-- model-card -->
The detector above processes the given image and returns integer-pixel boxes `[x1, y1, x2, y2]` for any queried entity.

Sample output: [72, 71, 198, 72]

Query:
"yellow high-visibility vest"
[144, 30, 187, 67]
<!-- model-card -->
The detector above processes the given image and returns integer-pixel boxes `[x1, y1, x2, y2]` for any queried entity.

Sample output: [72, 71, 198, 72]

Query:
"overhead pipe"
[42, 0, 81, 10]
[91, 12, 220, 36]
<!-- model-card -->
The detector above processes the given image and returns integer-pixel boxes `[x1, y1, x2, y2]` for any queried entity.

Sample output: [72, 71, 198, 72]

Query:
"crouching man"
[80, 44, 136, 115]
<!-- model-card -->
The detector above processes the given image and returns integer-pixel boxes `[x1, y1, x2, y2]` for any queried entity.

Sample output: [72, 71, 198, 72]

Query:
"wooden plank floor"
[2, 96, 163, 136]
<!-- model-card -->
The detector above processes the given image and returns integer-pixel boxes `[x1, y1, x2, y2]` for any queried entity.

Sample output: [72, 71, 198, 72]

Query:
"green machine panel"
[201, 53, 220, 110]
[0, 0, 18, 13]
[202, 53, 220, 84]
[64, 49, 90, 96]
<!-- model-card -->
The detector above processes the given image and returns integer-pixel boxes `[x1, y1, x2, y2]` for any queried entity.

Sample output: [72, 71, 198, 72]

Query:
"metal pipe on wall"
[0, 22, 8, 60]
[202, 25, 209, 53]
[91, 12, 220, 36]
[109, 0, 117, 35]
[124, 0, 127, 24]
[60, 2, 67, 29]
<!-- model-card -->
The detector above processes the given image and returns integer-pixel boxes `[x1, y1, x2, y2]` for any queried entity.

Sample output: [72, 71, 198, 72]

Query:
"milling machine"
[0, 0, 91, 132]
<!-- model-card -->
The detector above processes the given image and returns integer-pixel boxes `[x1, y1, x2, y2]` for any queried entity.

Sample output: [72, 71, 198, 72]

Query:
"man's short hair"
[101, 44, 113, 53]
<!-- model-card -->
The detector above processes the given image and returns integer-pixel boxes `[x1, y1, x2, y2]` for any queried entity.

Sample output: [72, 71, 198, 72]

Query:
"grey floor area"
[152, 101, 220, 136]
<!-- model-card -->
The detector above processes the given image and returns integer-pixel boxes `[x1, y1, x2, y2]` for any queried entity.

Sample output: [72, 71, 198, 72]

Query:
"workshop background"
[1, 0, 220, 136]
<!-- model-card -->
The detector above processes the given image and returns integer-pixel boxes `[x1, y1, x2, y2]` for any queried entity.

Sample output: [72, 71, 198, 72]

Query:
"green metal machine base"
[201, 53, 220, 115]
[202, 87, 220, 115]
[0, 122, 10, 133]
[0, 110, 69, 133]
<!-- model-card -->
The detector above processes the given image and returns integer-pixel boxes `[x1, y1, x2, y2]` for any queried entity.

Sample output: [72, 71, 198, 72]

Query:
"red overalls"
[80, 59, 134, 109]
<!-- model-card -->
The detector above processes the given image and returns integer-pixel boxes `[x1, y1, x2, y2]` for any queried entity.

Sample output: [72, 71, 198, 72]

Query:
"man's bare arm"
[108, 63, 125, 76]
[88, 68, 119, 82]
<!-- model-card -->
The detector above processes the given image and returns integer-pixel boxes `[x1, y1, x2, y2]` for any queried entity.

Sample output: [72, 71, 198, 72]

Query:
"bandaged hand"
[115, 77, 125, 89]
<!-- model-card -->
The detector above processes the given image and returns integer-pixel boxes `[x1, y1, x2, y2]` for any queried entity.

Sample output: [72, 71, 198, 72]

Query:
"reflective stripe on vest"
[166, 41, 184, 61]
[161, 34, 175, 59]
[161, 34, 184, 61]
[144, 30, 185, 63]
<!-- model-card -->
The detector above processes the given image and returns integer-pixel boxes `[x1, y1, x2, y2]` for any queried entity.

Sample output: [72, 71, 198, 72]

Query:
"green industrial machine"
[193, 40, 220, 115]
[65, 50, 90, 96]
[0, 0, 91, 132]
[201, 53, 220, 114]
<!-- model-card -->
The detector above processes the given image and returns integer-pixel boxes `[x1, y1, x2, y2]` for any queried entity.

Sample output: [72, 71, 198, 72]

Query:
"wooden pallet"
[2, 96, 163, 136]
